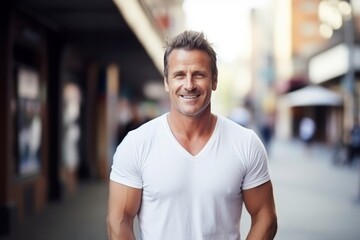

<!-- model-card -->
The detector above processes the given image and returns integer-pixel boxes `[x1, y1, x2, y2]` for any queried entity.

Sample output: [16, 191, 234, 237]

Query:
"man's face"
[164, 49, 217, 117]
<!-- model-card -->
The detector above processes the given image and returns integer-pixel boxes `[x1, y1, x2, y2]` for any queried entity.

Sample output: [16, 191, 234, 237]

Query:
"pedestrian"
[107, 30, 277, 240]
[348, 118, 360, 165]
[116, 100, 144, 145]
[299, 116, 316, 148]
[228, 101, 252, 128]
[260, 115, 274, 151]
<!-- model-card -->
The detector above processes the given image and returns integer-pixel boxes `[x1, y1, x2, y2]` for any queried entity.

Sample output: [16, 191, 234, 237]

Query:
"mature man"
[107, 30, 277, 240]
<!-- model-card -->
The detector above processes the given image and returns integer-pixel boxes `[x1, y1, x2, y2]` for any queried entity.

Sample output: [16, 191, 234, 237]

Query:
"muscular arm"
[243, 181, 277, 240]
[107, 181, 142, 240]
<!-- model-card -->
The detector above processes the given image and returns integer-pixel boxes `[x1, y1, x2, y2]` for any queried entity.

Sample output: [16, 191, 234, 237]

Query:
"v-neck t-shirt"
[110, 113, 270, 240]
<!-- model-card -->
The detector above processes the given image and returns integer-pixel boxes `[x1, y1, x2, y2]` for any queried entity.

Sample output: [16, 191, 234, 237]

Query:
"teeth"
[182, 95, 198, 99]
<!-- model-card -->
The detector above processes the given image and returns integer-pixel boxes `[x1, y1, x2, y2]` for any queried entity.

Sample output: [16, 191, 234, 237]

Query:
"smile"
[181, 95, 200, 99]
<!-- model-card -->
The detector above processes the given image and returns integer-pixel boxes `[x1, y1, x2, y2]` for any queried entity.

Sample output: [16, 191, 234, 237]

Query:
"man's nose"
[185, 76, 195, 90]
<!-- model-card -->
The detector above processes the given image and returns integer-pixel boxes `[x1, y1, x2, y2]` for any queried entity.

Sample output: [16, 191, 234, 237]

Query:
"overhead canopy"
[11, 0, 164, 99]
[286, 85, 343, 107]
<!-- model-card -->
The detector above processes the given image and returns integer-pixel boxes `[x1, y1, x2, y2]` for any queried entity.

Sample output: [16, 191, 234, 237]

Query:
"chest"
[141, 141, 245, 201]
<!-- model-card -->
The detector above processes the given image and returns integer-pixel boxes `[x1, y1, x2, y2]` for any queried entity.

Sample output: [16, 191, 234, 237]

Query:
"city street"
[3, 1, 360, 239]
[1, 139, 360, 240]
[241, 139, 360, 240]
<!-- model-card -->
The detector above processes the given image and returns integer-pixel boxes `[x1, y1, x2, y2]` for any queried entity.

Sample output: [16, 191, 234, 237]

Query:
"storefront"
[286, 85, 343, 143]
[0, 1, 163, 235]
[308, 42, 360, 139]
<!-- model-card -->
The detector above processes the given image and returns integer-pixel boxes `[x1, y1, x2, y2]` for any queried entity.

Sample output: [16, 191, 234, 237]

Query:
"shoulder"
[112, 114, 167, 167]
[125, 114, 166, 143]
[217, 115, 255, 138]
[217, 115, 265, 151]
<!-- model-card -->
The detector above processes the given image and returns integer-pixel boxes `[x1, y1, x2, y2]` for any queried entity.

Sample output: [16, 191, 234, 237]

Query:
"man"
[107, 30, 277, 240]
[348, 118, 360, 165]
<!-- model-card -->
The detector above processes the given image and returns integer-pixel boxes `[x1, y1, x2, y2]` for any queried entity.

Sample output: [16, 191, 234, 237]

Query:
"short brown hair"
[163, 30, 218, 82]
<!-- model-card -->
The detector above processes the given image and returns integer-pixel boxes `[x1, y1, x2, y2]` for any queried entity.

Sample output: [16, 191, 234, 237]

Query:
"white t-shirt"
[110, 114, 270, 240]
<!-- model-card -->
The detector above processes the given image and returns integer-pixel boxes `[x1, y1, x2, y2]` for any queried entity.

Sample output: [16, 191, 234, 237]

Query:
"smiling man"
[107, 30, 277, 240]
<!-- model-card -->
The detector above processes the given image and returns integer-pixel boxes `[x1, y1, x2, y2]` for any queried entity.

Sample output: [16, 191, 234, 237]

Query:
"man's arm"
[243, 181, 277, 240]
[107, 181, 142, 240]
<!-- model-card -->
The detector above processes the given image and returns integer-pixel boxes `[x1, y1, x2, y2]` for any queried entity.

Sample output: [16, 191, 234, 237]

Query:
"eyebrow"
[171, 69, 207, 75]
[170, 70, 185, 76]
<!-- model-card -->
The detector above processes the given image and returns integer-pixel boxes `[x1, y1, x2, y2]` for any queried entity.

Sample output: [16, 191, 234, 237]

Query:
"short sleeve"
[242, 132, 270, 190]
[110, 133, 143, 189]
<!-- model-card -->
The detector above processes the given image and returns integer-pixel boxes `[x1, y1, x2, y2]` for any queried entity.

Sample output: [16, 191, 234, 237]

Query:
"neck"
[167, 111, 215, 140]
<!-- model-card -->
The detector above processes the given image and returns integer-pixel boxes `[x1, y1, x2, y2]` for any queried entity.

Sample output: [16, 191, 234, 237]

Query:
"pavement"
[0, 181, 109, 240]
[241, 139, 360, 240]
[1, 139, 360, 240]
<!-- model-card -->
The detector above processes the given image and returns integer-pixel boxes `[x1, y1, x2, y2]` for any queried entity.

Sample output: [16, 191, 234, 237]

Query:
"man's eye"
[174, 74, 185, 79]
[194, 73, 205, 78]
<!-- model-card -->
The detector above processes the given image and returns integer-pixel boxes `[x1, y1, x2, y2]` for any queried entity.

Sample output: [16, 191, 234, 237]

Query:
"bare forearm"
[246, 217, 277, 240]
[107, 218, 135, 240]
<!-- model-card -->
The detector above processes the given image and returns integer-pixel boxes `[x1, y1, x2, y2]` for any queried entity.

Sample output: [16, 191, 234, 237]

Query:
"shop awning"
[286, 85, 343, 107]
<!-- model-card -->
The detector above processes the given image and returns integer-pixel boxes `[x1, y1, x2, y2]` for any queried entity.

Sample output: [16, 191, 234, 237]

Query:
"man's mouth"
[181, 95, 200, 99]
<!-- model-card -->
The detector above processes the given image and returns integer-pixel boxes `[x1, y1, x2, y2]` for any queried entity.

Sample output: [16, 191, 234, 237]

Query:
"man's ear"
[164, 77, 169, 92]
[212, 76, 218, 91]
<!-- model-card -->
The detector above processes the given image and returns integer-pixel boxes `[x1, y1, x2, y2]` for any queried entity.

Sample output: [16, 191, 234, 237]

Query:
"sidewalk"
[241, 139, 360, 240]
[0, 181, 108, 240]
[1, 139, 360, 240]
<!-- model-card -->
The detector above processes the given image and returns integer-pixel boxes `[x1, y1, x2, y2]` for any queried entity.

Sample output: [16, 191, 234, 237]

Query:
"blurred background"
[1, 0, 360, 239]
